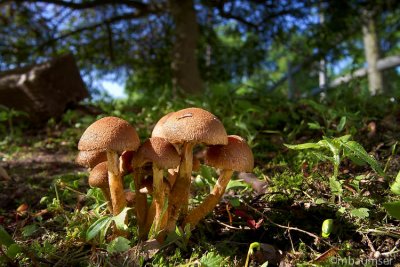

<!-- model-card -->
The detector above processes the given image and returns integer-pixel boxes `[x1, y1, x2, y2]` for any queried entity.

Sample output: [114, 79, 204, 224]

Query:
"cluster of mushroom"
[76, 108, 254, 242]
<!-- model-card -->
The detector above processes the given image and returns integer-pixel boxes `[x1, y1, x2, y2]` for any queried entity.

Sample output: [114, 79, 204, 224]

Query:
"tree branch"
[4, 0, 150, 10]
[37, 12, 152, 49]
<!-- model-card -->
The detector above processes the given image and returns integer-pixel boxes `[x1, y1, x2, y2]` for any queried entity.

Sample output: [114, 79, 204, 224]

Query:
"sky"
[101, 80, 127, 99]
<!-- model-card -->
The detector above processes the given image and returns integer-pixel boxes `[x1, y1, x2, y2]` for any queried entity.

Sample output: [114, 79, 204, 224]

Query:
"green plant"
[285, 135, 384, 198]
[0, 226, 23, 264]
[164, 224, 192, 252]
[383, 170, 400, 220]
[86, 207, 131, 244]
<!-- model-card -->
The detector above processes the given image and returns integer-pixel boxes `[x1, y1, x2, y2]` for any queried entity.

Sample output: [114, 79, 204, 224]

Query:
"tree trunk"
[168, 0, 204, 95]
[362, 10, 384, 95]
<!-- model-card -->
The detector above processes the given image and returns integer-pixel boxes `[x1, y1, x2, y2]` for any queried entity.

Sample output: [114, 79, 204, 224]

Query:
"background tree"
[0, 0, 399, 98]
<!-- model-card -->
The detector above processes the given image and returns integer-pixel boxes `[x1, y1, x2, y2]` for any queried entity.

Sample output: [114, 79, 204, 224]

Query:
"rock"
[0, 54, 89, 123]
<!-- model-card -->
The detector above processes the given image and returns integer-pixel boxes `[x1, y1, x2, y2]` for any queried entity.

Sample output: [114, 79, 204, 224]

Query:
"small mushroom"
[183, 135, 254, 229]
[78, 116, 140, 216]
[125, 190, 136, 208]
[76, 150, 107, 169]
[88, 162, 113, 213]
[159, 108, 228, 233]
[131, 137, 180, 239]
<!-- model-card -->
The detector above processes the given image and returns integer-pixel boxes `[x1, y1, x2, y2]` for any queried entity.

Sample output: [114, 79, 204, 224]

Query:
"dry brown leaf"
[313, 247, 339, 263]
[238, 172, 268, 194]
[253, 243, 283, 266]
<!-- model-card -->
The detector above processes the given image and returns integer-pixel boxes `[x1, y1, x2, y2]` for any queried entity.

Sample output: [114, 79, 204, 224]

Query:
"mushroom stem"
[106, 151, 126, 215]
[133, 168, 148, 239]
[166, 142, 194, 232]
[100, 188, 113, 213]
[152, 166, 165, 234]
[184, 169, 234, 229]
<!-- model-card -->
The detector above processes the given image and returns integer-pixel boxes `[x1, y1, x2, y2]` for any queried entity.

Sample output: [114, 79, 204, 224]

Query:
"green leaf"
[329, 177, 343, 196]
[199, 251, 227, 267]
[106, 237, 131, 253]
[86, 216, 112, 241]
[0, 226, 14, 246]
[350, 208, 369, 219]
[200, 165, 215, 185]
[341, 140, 384, 176]
[226, 179, 248, 190]
[320, 137, 340, 168]
[308, 122, 322, 130]
[315, 198, 327, 204]
[229, 198, 241, 207]
[383, 201, 400, 220]
[321, 219, 334, 238]
[310, 151, 334, 162]
[390, 171, 400, 195]
[336, 134, 352, 143]
[112, 207, 131, 231]
[6, 244, 22, 259]
[337, 116, 346, 132]
[22, 224, 38, 237]
[284, 143, 322, 150]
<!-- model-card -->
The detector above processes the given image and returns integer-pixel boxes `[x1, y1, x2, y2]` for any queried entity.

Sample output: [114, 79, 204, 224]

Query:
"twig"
[286, 222, 296, 253]
[242, 201, 333, 247]
[214, 219, 243, 230]
[363, 233, 376, 252]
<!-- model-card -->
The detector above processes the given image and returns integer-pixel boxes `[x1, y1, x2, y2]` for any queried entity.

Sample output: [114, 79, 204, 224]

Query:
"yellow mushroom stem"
[184, 169, 234, 229]
[166, 142, 194, 233]
[152, 166, 165, 234]
[106, 151, 126, 215]
[145, 170, 175, 242]
[133, 168, 148, 239]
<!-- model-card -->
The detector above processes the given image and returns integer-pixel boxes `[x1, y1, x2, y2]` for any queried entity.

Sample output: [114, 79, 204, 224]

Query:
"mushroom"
[76, 150, 107, 169]
[125, 190, 136, 208]
[88, 161, 113, 212]
[183, 135, 254, 229]
[78, 116, 140, 216]
[131, 137, 180, 238]
[151, 112, 175, 139]
[159, 107, 228, 233]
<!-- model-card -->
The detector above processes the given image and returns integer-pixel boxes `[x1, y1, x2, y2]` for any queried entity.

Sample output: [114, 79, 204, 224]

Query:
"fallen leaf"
[238, 172, 268, 194]
[313, 247, 339, 263]
[253, 243, 283, 265]
[247, 218, 263, 229]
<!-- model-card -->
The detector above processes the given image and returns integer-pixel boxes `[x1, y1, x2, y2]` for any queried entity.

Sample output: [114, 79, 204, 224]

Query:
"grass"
[0, 86, 400, 266]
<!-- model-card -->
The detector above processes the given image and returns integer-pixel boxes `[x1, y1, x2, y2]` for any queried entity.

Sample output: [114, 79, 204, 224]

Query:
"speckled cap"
[78, 116, 140, 153]
[205, 135, 254, 172]
[160, 107, 228, 145]
[151, 112, 175, 138]
[76, 150, 107, 168]
[88, 162, 108, 188]
[133, 137, 180, 169]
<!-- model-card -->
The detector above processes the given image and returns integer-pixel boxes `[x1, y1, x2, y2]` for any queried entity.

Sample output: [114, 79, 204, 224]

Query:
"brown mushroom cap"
[88, 162, 108, 188]
[125, 190, 136, 206]
[133, 137, 180, 169]
[160, 108, 228, 145]
[205, 135, 254, 172]
[76, 150, 107, 168]
[78, 116, 140, 153]
[151, 112, 175, 138]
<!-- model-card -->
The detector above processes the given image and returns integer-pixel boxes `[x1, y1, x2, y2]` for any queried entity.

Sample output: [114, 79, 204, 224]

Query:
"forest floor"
[1, 93, 400, 266]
